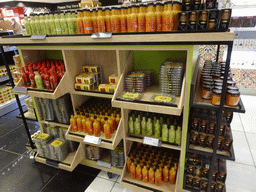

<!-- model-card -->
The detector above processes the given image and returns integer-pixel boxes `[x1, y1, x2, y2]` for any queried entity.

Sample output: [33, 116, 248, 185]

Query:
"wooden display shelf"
[80, 150, 123, 175]
[35, 143, 85, 172]
[126, 135, 181, 151]
[189, 144, 232, 158]
[72, 89, 113, 99]
[14, 73, 71, 99]
[41, 120, 70, 128]
[113, 79, 185, 116]
[65, 118, 123, 150]
[120, 162, 176, 192]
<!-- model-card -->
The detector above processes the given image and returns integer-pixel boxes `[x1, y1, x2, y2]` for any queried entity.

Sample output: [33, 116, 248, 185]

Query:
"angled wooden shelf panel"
[35, 143, 85, 172]
[65, 118, 123, 150]
[41, 120, 70, 128]
[72, 90, 113, 99]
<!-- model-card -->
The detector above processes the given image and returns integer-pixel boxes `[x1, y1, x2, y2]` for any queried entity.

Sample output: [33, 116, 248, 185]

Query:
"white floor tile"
[85, 177, 115, 192]
[245, 132, 256, 166]
[241, 95, 256, 110]
[116, 176, 121, 183]
[97, 171, 119, 182]
[232, 131, 254, 166]
[239, 108, 256, 134]
[226, 161, 256, 192]
[111, 183, 136, 192]
[231, 113, 244, 132]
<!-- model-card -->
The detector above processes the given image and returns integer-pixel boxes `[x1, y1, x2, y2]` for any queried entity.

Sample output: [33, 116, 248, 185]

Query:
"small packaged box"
[109, 74, 119, 84]
[109, 84, 117, 93]
[75, 83, 84, 90]
[83, 65, 101, 73]
[98, 84, 109, 92]
[83, 76, 95, 84]
[83, 83, 94, 91]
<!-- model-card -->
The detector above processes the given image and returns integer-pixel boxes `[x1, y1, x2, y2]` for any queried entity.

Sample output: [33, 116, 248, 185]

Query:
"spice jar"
[208, 19, 217, 30]
[208, 122, 215, 134]
[202, 85, 213, 100]
[198, 21, 207, 30]
[179, 22, 186, 30]
[199, 11, 208, 22]
[221, 9, 231, 21]
[225, 90, 240, 107]
[189, 11, 197, 22]
[227, 86, 239, 91]
[211, 89, 222, 106]
[220, 20, 229, 30]
[179, 12, 187, 23]
[185, 3, 192, 11]
[227, 80, 236, 87]
[200, 120, 207, 133]
[189, 22, 196, 30]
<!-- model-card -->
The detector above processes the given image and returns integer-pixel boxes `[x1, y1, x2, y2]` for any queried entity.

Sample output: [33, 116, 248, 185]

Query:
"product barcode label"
[57, 28, 62, 31]
[30, 35, 46, 40]
[143, 137, 161, 147]
[97, 160, 111, 169]
[83, 135, 101, 146]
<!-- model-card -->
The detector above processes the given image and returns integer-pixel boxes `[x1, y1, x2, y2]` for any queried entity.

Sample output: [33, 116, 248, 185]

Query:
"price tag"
[30, 35, 46, 40]
[91, 32, 112, 39]
[83, 135, 101, 146]
[143, 137, 161, 147]
[97, 160, 111, 169]
[206, 164, 210, 169]
[14, 87, 27, 94]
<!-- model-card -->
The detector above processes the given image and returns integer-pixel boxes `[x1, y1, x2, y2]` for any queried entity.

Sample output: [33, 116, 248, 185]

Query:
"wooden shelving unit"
[0, 32, 240, 192]
[41, 120, 70, 128]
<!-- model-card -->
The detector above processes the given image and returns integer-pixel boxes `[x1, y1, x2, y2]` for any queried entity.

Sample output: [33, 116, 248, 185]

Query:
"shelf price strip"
[83, 135, 102, 146]
[143, 137, 162, 147]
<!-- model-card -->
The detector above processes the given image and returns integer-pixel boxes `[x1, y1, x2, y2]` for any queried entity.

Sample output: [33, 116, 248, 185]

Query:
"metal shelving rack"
[0, 32, 244, 192]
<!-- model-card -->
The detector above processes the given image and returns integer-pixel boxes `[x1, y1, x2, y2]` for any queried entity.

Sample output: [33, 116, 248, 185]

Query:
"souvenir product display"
[127, 143, 179, 186]
[0, 86, 14, 104]
[128, 110, 182, 146]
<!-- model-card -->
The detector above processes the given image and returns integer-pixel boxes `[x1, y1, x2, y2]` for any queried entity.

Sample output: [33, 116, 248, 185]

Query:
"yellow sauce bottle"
[146, 3, 156, 32]
[148, 164, 155, 184]
[155, 2, 164, 32]
[162, 1, 173, 31]
[83, 9, 93, 34]
[70, 115, 78, 132]
[91, 8, 98, 33]
[76, 10, 84, 34]
[93, 116, 101, 137]
[129, 5, 138, 32]
[136, 161, 142, 181]
[103, 117, 111, 139]
[116, 113, 121, 128]
[127, 6, 132, 32]
[130, 159, 136, 179]
[97, 7, 106, 32]
[169, 165, 177, 184]
[120, 7, 127, 33]
[172, 1, 182, 31]
[107, 113, 114, 134]
[86, 115, 93, 135]
[155, 166, 162, 186]
[163, 162, 169, 182]
[142, 162, 148, 182]
[82, 113, 87, 133]
[111, 7, 120, 33]
[105, 7, 112, 32]
[138, 4, 146, 32]
[77, 114, 83, 132]
[127, 154, 132, 173]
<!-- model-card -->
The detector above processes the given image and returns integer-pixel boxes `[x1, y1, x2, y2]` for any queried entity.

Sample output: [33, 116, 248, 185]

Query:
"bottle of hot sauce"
[138, 4, 146, 32]
[111, 7, 120, 33]
[104, 117, 111, 139]
[82, 113, 87, 133]
[148, 164, 155, 184]
[136, 161, 142, 181]
[169, 165, 177, 184]
[127, 154, 132, 173]
[97, 7, 106, 32]
[86, 115, 93, 135]
[93, 116, 101, 137]
[29, 67, 36, 88]
[142, 162, 148, 182]
[162, 1, 172, 31]
[50, 70, 58, 90]
[70, 115, 78, 132]
[129, 5, 138, 32]
[21, 67, 31, 87]
[77, 114, 83, 132]
[120, 7, 127, 33]
[163, 162, 169, 182]
[107, 113, 114, 134]
[146, 3, 156, 32]
[76, 10, 84, 34]
[155, 2, 164, 32]
[43, 68, 51, 90]
[155, 166, 162, 186]
[130, 159, 136, 179]
[91, 8, 98, 33]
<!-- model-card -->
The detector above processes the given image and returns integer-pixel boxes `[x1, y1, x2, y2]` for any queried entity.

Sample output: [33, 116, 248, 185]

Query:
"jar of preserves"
[189, 22, 196, 30]
[211, 89, 222, 106]
[220, 20, 229, 30]
[221, 9, 231, 21]
[208, 19, 217, 30]
[202, 85, 213, 100]
[199, 11, 208, 22]
[179, 12, 187, 23]
[225, 90, 240, 107]
[189, 11, 197, 22]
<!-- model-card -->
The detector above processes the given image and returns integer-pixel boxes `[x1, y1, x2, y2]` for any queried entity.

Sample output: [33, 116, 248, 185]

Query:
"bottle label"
[163, 18, 171, 31]
[130, 19, 138, 32]
[77, 22, 84, 34]
[138, 18, 146, 32]
[57, 28, 61, 31]
[120, 20, 127, 32]
[93, 22, 98, 33]
[97, 20, 106, 33]
[146, 18, 156, 32]
[106, 20, 112, 32]
[111, 20, 120, 33]
[156, 17, 162, 32]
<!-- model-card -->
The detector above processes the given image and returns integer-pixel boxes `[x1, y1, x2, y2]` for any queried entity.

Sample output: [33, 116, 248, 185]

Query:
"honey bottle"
[155, 2, 164, 32]
[155, 166, 162, 186]
[146, 3, 156, 32]
[130, 159, 136, 179]
[142, 162, 149, 182]
[136, 161, 142, 181]
[148, 164, 155, 184]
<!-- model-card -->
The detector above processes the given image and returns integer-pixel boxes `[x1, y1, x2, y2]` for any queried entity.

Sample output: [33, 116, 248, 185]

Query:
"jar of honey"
[225, 90, 240, 107]
[199, 11, 208, 22]
[221, 9, 231, 21]
[202, 85, 213, 100]
[211, 89, 222, 106]
[208, 19, 216, 30]
[173, 1, 182, 11]
[189, 11, 197, 22]
[227, 86, 239, 91]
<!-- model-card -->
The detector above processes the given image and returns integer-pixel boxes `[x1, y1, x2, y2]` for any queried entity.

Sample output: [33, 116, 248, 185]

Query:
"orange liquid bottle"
[142, 162, 148, 182]
[136, 161, 142, 181]
[91, 8, 98, 33]
[70, 115, 78, 132]
[93, 116, 101, 137]
[169, 165, 177, 184]
[111, 7, 120, 33]
[110, 113, 117, 131]
[77, 114, 83, 132]
[127, 6, 132, 32]
[86, 116, 93, 135]
[129, 5, 138, 32]
[97, 7, 106, 32]
[148, 164, 155, 184]
[163, 162, 169, 182]
[104, 117, 111, 139]
[76, 10, 84, 34]
[155, 2, 164, 32]
[107, 113, 114, 134]
[146, 3, 156, 32]
[83, 9, 93, 34]
[120, 7, 127, 33]
[162, 1, 172, 31]
[130, 159, 136, 179]
[82, 114, 87, 133]
[105, 7, 112, 32]
[127, 154, 132, 173]
[138, 4, 146, 32]
[155, 166, 162, 186]
[116, 113, 121, 127]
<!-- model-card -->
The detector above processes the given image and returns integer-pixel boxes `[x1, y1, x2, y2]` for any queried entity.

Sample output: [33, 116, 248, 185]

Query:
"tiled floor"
[0, 95, 255, 192]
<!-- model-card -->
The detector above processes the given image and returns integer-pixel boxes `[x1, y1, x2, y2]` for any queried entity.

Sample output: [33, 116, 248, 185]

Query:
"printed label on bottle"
[98, 20, 106, 33]
[156, 17, 162, 32]
[77, 23, 84, 34]
[93, 22, 98, 33]
[84, 21, 93, 33]
[163, 18, 171, 31]
[130, 19, 138, 32]
[111, 20, 120, 33]
[138, 18, 146, 32]
[57, 28, 61, 31]
[146, 18, 156, 32]
[120, 20, 127, 32]
[106, 20, 111, 32]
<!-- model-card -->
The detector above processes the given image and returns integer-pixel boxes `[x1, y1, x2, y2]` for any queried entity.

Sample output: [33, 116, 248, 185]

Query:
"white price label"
[143, 137, 161, 147]
[206, 164, 210, 169]
[30, 35, 46, 40]
[91, 32, 112, 39]
[83, 135, 101, 146]
[14, 87, 27, 94]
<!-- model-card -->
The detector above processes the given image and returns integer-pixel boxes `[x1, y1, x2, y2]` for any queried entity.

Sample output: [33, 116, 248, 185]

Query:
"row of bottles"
[70, 98, 121, 139]
[24, 1, 182, 36]
[127, 143, 178, 186]
[21, 59, 65, 90]
[128, 110, 182, 146]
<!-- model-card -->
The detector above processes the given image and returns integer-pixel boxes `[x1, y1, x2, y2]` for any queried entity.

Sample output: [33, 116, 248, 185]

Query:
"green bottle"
[34, 14, 40, 35]
[169, 125, 176, 143]
[162, 123, 168, 142]
[34, 69, 44, 90]
[129, 116, 134, 134]
[44, 13, 51, 35]
[134, 117, 141, 135]
[175, 126, 182, 146]
[39, 13, 47, 35]
[60, 13, 69, 35]
[160, 116, 164, 127]
[146, 117, 153, 136]
[154, 119, 161, 138]
[66, 11, 74, 34]
[49, 13, 56, 35]
[24, 15, 32, 36]
[72, 11, 78, 34]
[141, 116, 147, 135]
[54, 13, 62, 35]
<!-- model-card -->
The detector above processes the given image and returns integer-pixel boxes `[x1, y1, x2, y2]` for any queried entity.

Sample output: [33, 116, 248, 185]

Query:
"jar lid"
[221, 20, 229, 23]
[227, 86, 239, 91]
[214, 86, 222, 90]
[202, 75, 212, 79]
[181, 12, 187, 15]
[214, 79, 223, 83]
[212, 73, 220, 77]
[227, 90, 240, 96]
[190, 22, 196, 24]
[201, 11, 208, 13]
[227, 80, 236, 85]
[213, 89, 222, 95]
[209, 19, 216, 22]
[181, 22, 186, 25]
[215, 82, 223, 87]
[191, 11, 197, 14]
[223, 9, 231, 12]
[185, 3, 191, 5]
[203, 85, 213, 90]
[200, 22, 207, 24]
[203, 81, 214, 86]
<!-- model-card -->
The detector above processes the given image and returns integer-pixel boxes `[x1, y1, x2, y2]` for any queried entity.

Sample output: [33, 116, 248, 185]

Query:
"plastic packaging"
[49, 139, 69, 161]
[151, 93, 175, 105]
[118, 92, 143, 101]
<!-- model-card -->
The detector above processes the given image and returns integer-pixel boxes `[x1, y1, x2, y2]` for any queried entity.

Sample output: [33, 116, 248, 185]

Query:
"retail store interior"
[0, 0, 255, 192]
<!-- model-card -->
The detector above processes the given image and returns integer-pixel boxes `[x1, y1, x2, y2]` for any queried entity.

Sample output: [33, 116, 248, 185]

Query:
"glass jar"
[221, 9, 231, 21]
[180, 13, 187, 23]
[202, 85, 213, 100]
[208, 19, 216, 30]
[189, 11, 197, 22]
[199, 11, 208, 22]
[211, 89, 222, 106]
[227, 80, 236, 87]
[225, 90, 240, 107]
[220, 20, 229, 30]
[227, 86, 239, 91]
